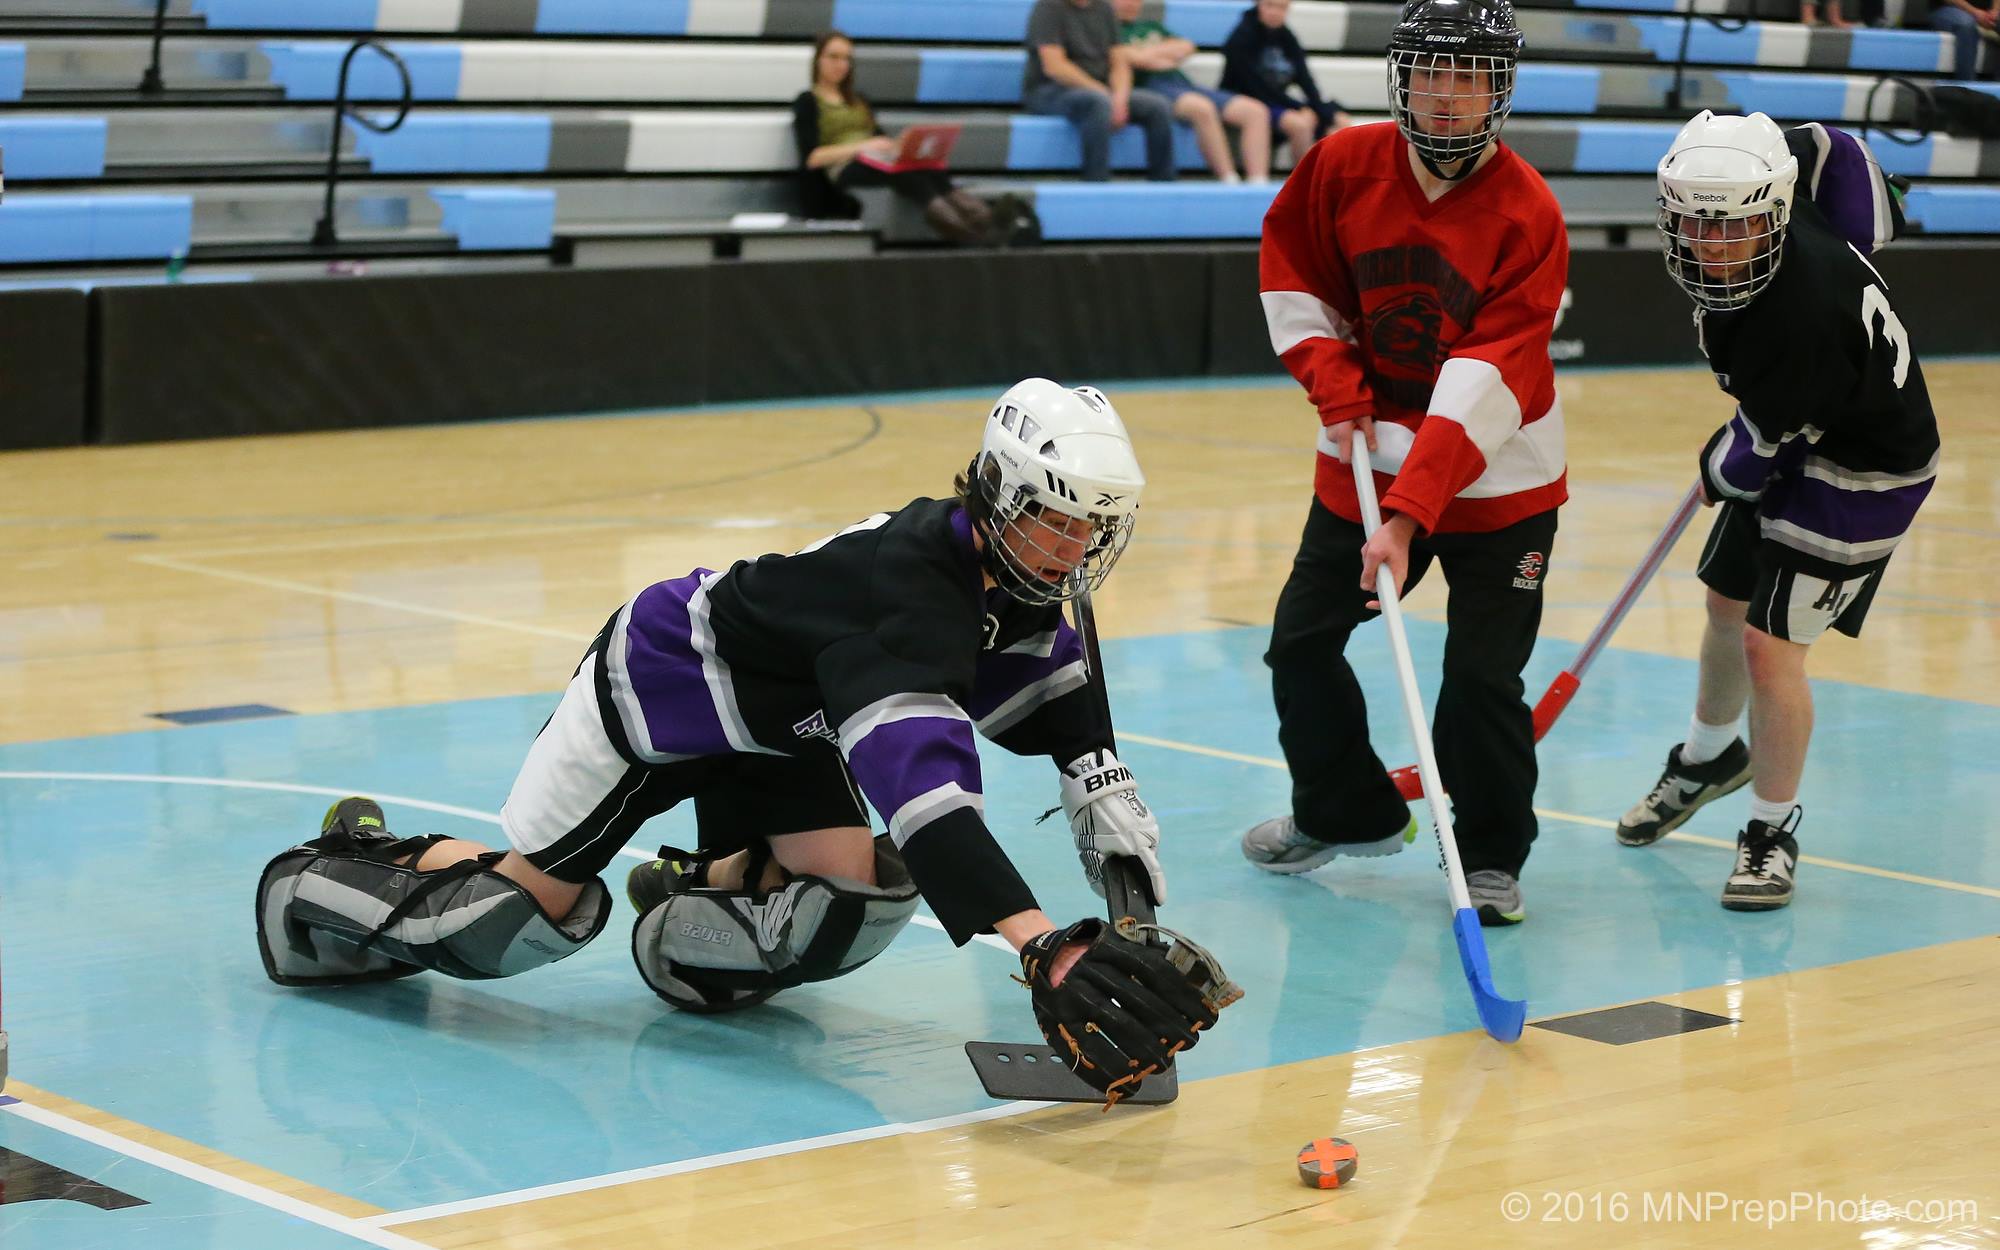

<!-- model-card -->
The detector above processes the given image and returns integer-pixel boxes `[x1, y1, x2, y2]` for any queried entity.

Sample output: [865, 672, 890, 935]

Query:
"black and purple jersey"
[1693, 195, 1940, 580]
[599, 497, 1110, 943]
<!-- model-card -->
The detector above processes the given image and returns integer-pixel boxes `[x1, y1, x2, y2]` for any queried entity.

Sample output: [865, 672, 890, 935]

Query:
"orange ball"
[1296, 1137, 1359, 1189]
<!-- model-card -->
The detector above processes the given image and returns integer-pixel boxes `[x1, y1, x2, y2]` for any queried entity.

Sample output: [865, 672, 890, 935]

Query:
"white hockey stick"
[1350, 429, 1525, 1043]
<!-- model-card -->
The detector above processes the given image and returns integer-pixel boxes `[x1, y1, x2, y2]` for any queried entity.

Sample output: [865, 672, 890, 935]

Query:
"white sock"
[1680, 716, 1738, 765]
[1220, 171, 1242, 184]
[1748, 794, 1796, 828]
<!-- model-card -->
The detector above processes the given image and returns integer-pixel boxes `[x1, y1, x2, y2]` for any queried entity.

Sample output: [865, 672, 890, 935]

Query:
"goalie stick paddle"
[965, 582, 1181, 1106]
[1386, 482, 1702, 800]
[1351, 430, 1525, 1044]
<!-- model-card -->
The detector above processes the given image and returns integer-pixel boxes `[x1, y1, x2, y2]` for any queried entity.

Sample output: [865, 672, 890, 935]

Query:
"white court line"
[148, 519, 628, 563]
[367, 1099, 1043, 1227]
[130, 553, 595, 644]
[0, 771, 1017, 950]
[1121, 736, 2000, 903]
[0, 1098, 438, 1250]
[139, 548, 1998, 899]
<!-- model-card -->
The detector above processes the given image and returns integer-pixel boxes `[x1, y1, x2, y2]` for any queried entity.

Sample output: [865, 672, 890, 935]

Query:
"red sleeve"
[1258, 139, 1377, 427]
[1381, 205, 1568, 532]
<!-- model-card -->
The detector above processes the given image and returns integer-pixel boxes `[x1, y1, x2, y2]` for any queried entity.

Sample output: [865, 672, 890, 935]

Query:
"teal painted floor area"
[1, 622, 1996, 1243]
[0, 1103, 390, 1250]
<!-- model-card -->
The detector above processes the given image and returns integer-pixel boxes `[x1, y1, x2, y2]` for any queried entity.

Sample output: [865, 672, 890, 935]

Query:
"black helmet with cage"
[1386, 0, 1525, 179]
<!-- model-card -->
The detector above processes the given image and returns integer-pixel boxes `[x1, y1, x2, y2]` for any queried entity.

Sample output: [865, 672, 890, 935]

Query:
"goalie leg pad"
[257, 839, 611, 987]
[632, 833, 919, 1013]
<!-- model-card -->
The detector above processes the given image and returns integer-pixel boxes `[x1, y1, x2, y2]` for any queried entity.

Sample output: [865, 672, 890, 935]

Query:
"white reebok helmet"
[966, 377, 1145, 606]
[1656, 110, 1798, 311]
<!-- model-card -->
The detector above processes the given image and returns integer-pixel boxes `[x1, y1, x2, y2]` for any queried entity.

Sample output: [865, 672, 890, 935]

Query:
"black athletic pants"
[1265, 497, 1558, 878]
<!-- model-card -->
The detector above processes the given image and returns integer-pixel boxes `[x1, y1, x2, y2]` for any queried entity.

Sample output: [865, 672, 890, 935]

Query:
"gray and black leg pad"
[257, 839, 611, 987]
[632, 834, 919, 1013]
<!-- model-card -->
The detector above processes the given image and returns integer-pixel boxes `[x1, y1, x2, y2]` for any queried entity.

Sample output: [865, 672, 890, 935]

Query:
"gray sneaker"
[1241, 813, 1416, 874]
[1618, 739, 1753, 846]
[1467, 870, 1525, 926]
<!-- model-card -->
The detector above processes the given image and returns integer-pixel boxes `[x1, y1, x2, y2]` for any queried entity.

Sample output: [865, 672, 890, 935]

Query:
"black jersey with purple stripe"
[1693, 201, 1940, 579]
[603, 497, 1111, 943]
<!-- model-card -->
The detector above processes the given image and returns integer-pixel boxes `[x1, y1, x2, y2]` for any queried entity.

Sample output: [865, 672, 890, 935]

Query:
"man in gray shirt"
[1021, 0, 1178, 181]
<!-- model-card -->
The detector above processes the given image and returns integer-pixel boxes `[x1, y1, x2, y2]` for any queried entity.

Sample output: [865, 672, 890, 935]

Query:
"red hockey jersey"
[1259, 122, 1570, 534]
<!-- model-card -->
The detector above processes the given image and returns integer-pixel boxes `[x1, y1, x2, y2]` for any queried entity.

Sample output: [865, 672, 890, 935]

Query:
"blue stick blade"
[1452, 908, 1526, 1043]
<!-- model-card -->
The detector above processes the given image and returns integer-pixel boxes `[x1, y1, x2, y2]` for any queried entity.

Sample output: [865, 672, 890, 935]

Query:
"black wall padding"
[77, 241, 2000, 445]
[1874, 246, 2000, 356]
[1205, 247, 1274, 377]
[704, 249, 1212, 403]
[94, 267, 711, 444]
[0, 289, 89, 450]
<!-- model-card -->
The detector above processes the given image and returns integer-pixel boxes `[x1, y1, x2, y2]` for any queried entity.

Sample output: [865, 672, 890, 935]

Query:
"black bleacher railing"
[138, 0, 167, 92]
[311, 39, 410, 247]
[1864, 75, 1935, 148]
[1667, 11, 1753, 114]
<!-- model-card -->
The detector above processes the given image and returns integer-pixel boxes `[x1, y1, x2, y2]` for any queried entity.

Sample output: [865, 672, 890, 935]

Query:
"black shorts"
[1695, 501, 1884, 643]
[497, 629, 867, 884]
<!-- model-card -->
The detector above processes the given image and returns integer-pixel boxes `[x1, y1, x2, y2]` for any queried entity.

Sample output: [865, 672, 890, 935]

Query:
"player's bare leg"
[402, 839, 586, 919]
[1617, 588, 1755, 846]
[1742, 626, 1811, 803]
[1695, 590, 1751, 726]
[703, 826, 878, 889]
[1723, 624, 1810, 909]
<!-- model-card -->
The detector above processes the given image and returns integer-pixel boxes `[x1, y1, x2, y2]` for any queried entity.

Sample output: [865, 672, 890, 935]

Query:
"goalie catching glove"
[1060, 749, 1166, 905]
[1018, 916, 1243, 1107]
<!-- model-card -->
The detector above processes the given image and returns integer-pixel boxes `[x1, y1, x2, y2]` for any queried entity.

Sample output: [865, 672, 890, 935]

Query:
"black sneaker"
[1617, 739, 1753, 846]
[1721, 810, 1800, 911]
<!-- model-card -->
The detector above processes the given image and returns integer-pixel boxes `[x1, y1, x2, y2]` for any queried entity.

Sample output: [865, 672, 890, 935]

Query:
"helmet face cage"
[975, 455, 1135, 607]
[1388, 46, 1519, 173]
[1657, 201, 1789, 312]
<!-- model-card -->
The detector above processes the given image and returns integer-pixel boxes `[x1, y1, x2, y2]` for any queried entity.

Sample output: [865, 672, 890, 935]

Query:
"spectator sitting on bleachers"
[1022, 0, 1179, 182]
[793, 31, 993, 243]
[1115, 0, 1273, 182]
[1221, 0, 1354, 162]
[1928, 0, 1998, 78]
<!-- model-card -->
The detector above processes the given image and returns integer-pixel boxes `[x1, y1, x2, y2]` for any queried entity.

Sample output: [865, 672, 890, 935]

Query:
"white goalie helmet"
[1657, 110, 1798, 311]
[967, 377, 1145, 606]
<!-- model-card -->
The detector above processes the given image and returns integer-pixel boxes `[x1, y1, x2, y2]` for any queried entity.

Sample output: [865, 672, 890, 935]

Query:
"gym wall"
[3, 242, 1993, 448]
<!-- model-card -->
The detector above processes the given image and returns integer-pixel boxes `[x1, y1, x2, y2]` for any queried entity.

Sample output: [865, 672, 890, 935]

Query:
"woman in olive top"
[792, 31, 992, 244]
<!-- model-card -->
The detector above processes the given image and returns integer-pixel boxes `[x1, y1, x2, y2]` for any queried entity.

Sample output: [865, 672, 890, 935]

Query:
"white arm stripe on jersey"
[1262, 290, 1357, 357]
[974, 659, 1089, 739]
[1428, 357, 1523, 458]
[886, 782, 986, 848]
[838, 693, 972, 754]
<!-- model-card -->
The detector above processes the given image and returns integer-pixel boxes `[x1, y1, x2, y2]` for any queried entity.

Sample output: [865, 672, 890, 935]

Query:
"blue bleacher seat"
[1032, 182, 1278, 241]
[0, 45, 24, 103]
[431, 187, 557, 250]
[0, 194, 192, 262]
[354, 115, 552, 174]
[1902, 185, 2000, 233]
[262, 41, 463, 101]
[0, 119, 109, 179]
[535, 0, 691, 36]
